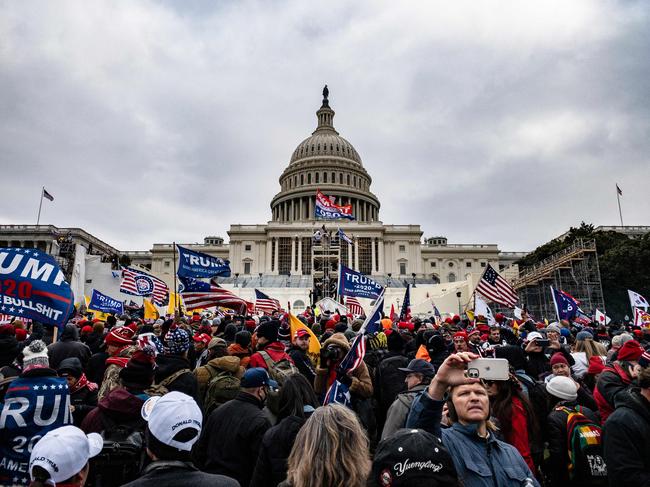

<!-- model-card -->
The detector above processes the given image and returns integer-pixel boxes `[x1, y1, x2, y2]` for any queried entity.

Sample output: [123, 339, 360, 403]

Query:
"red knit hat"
[14, 328, 27, 341]
[452, 314, 461, 323]
[453, 331, 468, 342]
[550, 352, 569, 367]
[587, 355, 606, 375]
[495, 313, 505, 323]
[105, 326, 135, 346]
[81, 325, 93, 334]
[618, 340, 644, 362]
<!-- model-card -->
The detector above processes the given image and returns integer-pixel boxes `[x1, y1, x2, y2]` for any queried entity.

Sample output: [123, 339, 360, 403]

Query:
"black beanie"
[120, 350, 155, 389]
[235, 330, 252, 348]
[256, 321, 279, 342]
[223, 324, 238, 342]
[387, 330, 405, 352]
[57, 357, 83, 379]
[334, 322, 348, 333]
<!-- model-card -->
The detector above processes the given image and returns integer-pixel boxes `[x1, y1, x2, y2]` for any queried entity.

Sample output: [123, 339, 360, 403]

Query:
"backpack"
[145, 368, 191, 397]
[87, 415, 146, 487]
[258, 350, 299, 415]
[258, 350, 299, 385]
[203, 365, 241, 414]
[558, 405, 607, 485]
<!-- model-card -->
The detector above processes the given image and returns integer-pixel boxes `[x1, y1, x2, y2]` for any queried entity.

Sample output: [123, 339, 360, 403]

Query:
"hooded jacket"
[406, 390, 539, 487]
[381, 382, 428, 440]
[249, 342, 293, 370]
[227, 343, 251, 368]
[81, 387, 146, 434]
[123, 461, 239, 487]
[603, 388, 650, 487]
[595, 364, 633, 422]
[194, 391, 271, 487]
[47, 324, 91, 370]
[287, 345, 316, 385]
[58, 357, 98, 426]
[194, 355, 243, 404]
[314, 333, 373, 399]
[155, 354, 198, 402]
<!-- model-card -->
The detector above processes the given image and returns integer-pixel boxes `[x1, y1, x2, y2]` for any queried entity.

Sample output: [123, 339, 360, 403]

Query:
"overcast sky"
[1, 0, 648, 253]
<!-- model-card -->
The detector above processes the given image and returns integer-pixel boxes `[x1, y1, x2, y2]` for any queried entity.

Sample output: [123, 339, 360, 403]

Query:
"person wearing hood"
[81, 349, 156, 434]
[287, 329, 316, 385]
[58, 357, 98, 426]
[47, 323, 91, 370]
[194, 337, 244, 408]
[229, 330, 252, 368]
[249, 320, 294, 370]
[314, 332, 373, 400]
[154, 324, 198, 400]
[603, 365, 650, 487]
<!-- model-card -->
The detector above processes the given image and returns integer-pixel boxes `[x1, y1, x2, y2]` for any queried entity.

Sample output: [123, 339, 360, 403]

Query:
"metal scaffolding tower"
[312, 233, 341, 301]
[511, 239, 605, 320]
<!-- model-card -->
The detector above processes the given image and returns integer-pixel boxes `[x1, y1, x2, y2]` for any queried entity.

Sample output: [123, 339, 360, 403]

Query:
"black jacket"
[603, 388, 650, 487]
[86, 351, 108, 385]
[47, 327, 91, 370]
[375, 353, 409, 417]
[525, 351, 550, 381]
[123, 460, 239, 487]
[155, 354, 198, 401]
[545, 400, 600, 487]
[250, 415, 306, 487]
[287, 346, 315, 385]
[194, 392, 271, 487]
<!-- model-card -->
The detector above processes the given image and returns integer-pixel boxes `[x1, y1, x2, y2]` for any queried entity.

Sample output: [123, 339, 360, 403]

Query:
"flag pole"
[616, 184, 624, 226]
[173, 242, 180, 319]
[36, 186, 44, 225]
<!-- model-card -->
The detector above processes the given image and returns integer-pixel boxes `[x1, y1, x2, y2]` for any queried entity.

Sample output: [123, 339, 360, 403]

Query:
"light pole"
[411, 272, 416, 288]
[259, 272, 263, 285]
[387, 273, 392, 288]
[456, 291, 462, 316]
[234, 273, 239, 288]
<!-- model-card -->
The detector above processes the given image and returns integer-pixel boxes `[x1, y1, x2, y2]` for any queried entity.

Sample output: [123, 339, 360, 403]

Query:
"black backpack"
[86, 415, 146, 487]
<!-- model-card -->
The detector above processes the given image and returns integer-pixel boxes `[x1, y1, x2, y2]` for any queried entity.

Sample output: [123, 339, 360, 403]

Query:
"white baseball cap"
[29, 425, 102, 485]
[141, 391, 202, 451]
[526, 331, 543, 342]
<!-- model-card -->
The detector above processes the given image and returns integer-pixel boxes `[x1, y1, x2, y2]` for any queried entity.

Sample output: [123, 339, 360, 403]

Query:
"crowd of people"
[1, 306, 649, 487]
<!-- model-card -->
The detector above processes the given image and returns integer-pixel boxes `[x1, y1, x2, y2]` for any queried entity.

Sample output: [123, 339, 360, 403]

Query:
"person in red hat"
[466, 328, 483, 355]
[452, 331, 468, 353]
[546, 352, 597, 410]
[288, 328, 316, 385]
[97, 326, 136, 401]
[594, 339, 644, 422]
[192, 333, 212, 369]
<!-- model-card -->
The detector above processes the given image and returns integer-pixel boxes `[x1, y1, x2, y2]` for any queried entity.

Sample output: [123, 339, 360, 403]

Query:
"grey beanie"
[546, 376, 578, 401]
[22, 340, 49, 368]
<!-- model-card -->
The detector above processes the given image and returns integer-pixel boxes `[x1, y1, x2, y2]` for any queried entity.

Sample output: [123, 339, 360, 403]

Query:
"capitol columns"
[297, 237, 303, 274]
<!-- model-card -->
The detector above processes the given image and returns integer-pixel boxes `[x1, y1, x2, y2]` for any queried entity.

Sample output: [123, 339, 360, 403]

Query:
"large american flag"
[345, 296, 364, 316]
[180, 277, 249, 313]
[255, 289, 281, 314]
[120, 267, 169, 306]
[475, 264, 518, 308]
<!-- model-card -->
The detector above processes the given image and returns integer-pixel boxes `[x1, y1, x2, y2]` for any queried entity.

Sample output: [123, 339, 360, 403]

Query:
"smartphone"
[535, 339, 550, 347]
[467, 358, 510, 381]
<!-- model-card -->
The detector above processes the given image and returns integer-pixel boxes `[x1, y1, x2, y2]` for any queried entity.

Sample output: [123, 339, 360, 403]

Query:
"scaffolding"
[511, 239, 605, 320]
[54, 234, 76, 282]
[312, 232, 340, 301]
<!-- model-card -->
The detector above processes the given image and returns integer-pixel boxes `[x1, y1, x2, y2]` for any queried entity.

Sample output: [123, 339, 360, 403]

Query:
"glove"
[337, 372, 353, 387]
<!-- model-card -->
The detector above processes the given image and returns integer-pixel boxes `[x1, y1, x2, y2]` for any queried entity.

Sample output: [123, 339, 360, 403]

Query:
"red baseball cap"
[193, 333, 211, 345]
[294, 329, 310, 339]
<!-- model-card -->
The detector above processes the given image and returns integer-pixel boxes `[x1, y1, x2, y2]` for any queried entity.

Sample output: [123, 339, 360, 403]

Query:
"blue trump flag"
[176, 245, 231, 279]
[550, 286, 579, 321]
[338, 264, 383, 300]
[0, 375, 72, 485]
[88, 289, 123, 315]
[0, 248, 74, 331]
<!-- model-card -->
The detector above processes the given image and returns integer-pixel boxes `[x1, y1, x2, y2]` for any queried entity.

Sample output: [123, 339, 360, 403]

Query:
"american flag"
[323, 333, 366, 406]
[120, 267, 169, 306]
[345, 296, 364, 316]
[179, 277, 249, 313]
[399, 284, 411, 321]
[255, 289, 280, 314]
[475, 264, 518, 308]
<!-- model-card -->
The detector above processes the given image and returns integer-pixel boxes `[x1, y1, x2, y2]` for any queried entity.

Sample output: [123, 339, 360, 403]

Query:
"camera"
[322, 345, 340, 360]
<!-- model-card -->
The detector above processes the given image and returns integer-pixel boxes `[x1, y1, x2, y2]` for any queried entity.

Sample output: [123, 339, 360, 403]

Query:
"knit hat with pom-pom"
[23, 339, 49, 368]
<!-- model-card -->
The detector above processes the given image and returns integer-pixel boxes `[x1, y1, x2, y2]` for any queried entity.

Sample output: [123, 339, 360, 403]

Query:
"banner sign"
[176, 245, 231, 279]
[315, 191, 354, 220]
[88, 289, 123, 315]
[338, 264, 383, 300]
[0, 376, 72, 485]
[0, 248, 75, 330]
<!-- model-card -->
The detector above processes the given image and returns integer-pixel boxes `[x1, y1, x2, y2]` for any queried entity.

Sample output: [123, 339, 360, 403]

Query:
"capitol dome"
[270, 87, 380, 223]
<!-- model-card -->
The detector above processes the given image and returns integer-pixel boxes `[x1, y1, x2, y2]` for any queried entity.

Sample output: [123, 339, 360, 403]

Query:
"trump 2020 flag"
[338, 264, 383, 300]
[550, 286, 579, 321]
[177, 245, 231, 279]
[0, 248, 75, 331]
[315, 190, 354, 220]
[88, 289, 123, 315]
[628, 289, 649, 309]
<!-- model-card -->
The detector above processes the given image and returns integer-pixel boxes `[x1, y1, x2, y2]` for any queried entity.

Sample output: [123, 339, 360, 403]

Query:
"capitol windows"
[331, 172, 335, 182]
[308, 173, 312, 184]
[339, 173, 343, 184]
[294, 176, 297, 187]
[466, 262, 472, 268]
[164, 260, 170, 268]
[481, 262, 487, 267]
[448, 273, 456, 282]
[324, 172, 327, 183]
[244, 244, 252, 251]
[399, 262, 407, 275]
[244, 262, 251, 274]
[315, 173, 320, 184]
[347, 174, 350, 185]
[353, 176, 357, 187]
[430, 262, 436, 267]
[448, 262, 454, 268]
[300, 174, 304, 185]
[399, 245, 406, 252]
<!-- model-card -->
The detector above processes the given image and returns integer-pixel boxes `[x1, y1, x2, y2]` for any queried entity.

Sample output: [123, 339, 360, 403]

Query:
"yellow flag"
[167, 293, 185, 316]
[144, 298, 160, 320]
[466, 310, 475, 322]
[289, 313, 321, 356]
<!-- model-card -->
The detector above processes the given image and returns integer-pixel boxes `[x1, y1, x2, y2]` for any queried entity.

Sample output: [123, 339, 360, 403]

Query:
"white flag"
[594, 309, 611, 325]
[475, 294, 496, 326]
[633, 307, 645, 327]
[628, 290, 649, 309]
[513, 306, 523, 320]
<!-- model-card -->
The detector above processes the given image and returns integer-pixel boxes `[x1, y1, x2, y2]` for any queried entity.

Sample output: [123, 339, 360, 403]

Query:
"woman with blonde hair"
[571, 331, 607, 378]
[282, 404, 371, 487]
